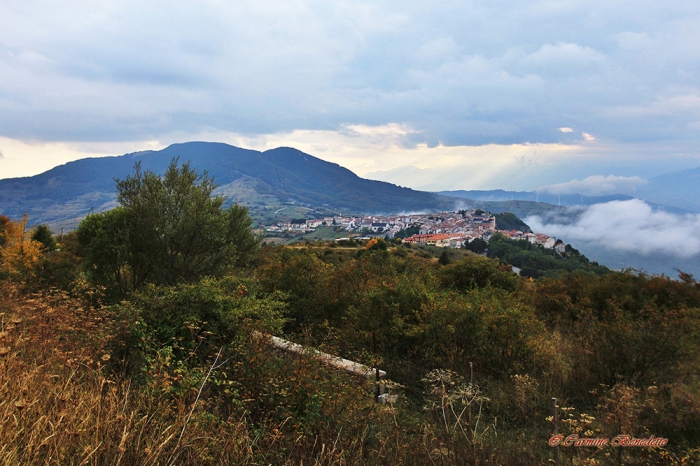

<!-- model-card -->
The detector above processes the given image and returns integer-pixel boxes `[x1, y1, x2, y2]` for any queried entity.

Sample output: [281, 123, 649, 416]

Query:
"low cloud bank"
[526, 199, 700, 258]
[540, 175, 647, 196]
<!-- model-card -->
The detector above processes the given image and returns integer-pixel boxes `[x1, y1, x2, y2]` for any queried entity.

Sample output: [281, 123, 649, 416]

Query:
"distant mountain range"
[0, 142, 700, 227]
[5, 140, 694, 233]
[436, 189, 691, 214]
[636, 167, 700, 213]
[0, 142, 580, 232]
[437, 189, 634, 208]
[2, 141, 698, 277]
[0, 142, 462, 229]
[370, 165, 700, 214]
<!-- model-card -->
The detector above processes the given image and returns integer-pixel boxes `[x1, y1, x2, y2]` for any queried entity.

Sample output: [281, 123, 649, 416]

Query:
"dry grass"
[0, 285, 265, 465]
[0, 284, 414, 465]
[6, 281, 690, 465]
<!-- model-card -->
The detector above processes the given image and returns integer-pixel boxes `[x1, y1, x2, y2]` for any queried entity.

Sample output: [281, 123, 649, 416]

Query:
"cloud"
[605, 95, 700, 118]
[539, 175, 647, 196]
[526, 200, 700, 258]
[0, 1, 698, 149]
[0, 136, 163, 179]
[612, 32, 653, 51]
[1, 1, 700, 185]
[521, 42, 607, 69]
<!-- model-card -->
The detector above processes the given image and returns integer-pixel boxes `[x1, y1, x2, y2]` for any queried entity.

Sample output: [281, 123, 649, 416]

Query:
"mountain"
[438, 189, 691, 214]
[440, 189, 636, 207]
[637, 167, 700, 213]
[0, 142, 459, 229]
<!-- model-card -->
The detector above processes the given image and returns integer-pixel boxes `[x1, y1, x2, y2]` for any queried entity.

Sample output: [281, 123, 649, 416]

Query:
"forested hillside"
[486, 232, 610, 278]
[494, 211, 532, 232]
[1, 162, 698, 465]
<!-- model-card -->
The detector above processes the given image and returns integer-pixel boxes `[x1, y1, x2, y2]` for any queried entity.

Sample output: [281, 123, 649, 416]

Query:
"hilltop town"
[266, 209, 565, 252]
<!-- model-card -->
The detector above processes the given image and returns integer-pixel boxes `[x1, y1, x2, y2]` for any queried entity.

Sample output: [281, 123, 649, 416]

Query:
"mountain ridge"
[437, 189, 691, 214]
[0, 142, 460, 228]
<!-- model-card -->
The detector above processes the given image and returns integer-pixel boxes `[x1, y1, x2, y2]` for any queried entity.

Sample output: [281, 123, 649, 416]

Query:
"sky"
[1, 0, 700, 193]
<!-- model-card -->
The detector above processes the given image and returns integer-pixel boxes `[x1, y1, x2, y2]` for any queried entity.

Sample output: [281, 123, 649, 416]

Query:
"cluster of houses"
[266, 210, 495, 236]
[405, 229, 565, 253]
[266, 210, 564, 252]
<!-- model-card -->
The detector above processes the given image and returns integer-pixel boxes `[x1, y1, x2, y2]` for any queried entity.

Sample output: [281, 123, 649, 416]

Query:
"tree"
[0, 215, 10, 247]
[78, 159, 260, 293]
[77, 208, 133, 295]
[439, 255, 519, 292]
[365, 237, 388, 251]
[438, 249, 451, 266]
[31, 224, 58, 251]
[0, 214, 43, 279]
[464, 237, 487, 254]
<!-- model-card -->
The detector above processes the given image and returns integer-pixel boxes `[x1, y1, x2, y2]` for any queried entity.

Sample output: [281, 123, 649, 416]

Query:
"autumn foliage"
[2, 162, 700, 464]
[0, 214, 43, 280]
[2, 227, 700, 464]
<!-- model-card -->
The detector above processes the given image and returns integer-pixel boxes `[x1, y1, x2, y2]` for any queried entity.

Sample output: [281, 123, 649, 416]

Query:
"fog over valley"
[526, 199, 700, 277]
